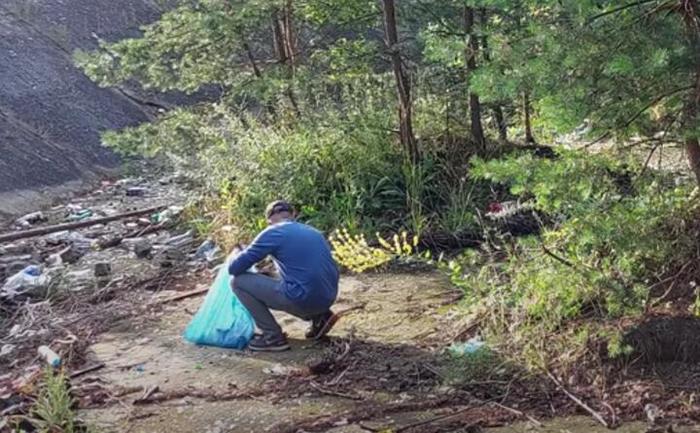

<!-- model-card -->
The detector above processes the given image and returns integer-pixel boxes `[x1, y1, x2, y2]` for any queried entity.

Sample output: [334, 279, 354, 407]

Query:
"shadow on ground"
[79, 271, 464, 433]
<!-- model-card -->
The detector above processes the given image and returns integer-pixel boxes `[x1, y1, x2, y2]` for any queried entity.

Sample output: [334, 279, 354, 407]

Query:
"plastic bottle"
[448, 337, 486, 356]
[37, 346, 61, 368]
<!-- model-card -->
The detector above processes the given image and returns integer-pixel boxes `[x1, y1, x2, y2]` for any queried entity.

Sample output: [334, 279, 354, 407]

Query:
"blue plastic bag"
[183, 261, 255, 349]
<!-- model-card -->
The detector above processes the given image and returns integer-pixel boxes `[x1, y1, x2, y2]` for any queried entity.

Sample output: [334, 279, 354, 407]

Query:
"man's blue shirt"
[228, 221, 339, 309]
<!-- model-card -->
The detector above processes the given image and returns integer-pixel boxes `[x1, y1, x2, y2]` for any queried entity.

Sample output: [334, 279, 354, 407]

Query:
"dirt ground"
[78, 272, 465, 433]
[73, 268, 700, 433]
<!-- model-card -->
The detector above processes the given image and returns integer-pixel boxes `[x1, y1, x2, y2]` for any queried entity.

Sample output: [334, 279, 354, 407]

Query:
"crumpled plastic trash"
[194, 239, 221, 264]
[1, 265, 50, 299]
[448, 337, 487, 356]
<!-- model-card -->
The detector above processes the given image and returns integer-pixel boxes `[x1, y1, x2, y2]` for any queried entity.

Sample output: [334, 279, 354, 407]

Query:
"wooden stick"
[546, 371, 609, 428]
[97, 221, 170, 249]
[336, 303, 366, 318]
[394, 406, 475, 432]
[153, 287, 209, 305]
[134, 385, 160, 405]
[0, 205, 166, 244]
[69, 363, 105, 379]
[491, 402, 542, 427]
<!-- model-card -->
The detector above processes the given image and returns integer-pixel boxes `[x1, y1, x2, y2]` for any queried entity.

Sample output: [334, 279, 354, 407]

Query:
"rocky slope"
[0, 0, 164, 214]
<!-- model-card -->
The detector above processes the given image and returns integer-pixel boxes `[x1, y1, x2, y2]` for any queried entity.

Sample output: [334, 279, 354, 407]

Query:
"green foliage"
[29, 369, 78, 433]
[441, 346, 506, 385]
[73, 0, 700, 379]
[448, 150, 700, 369]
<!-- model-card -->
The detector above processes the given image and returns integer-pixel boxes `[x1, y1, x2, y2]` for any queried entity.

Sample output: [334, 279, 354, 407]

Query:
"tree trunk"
[381, 0, 419, 163]
[681, 0, 700, 184]
[523, 91, 535, 144]
[271, 11, 287, 63]
[272, 5, 301, 118]
[494, 106, 508, 142]
[464, 6, 485, 149]
[479, 12, 507, 143]
[243, 42, 276, 119]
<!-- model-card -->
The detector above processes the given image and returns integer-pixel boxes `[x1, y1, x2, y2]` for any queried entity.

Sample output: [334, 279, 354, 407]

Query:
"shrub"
[448, 150, 700, 369]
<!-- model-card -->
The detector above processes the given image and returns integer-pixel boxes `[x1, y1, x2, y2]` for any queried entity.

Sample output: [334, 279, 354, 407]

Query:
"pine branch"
[587, 0, 661, 22]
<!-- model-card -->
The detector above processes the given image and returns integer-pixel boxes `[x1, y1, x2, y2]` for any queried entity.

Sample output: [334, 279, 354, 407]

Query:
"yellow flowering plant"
[330, 227, 420, 273]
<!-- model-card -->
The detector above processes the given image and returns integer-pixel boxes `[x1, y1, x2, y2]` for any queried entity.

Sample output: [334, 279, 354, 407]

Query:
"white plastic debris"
[1, 265, 49, 299]
[38, 346, 61, 368]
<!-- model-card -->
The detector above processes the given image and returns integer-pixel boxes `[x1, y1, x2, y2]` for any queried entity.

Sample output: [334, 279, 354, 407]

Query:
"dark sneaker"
[305, 311, 339, 340]
[248, 333, 290, 352]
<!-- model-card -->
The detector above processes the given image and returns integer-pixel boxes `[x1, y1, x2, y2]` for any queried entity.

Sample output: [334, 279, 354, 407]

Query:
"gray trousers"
[232, 273, 328, 337]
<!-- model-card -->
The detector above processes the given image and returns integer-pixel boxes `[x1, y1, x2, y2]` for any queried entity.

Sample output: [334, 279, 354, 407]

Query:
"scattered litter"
[263, 364, 303, 376]
[0, 255, 34, 279]
[37, 345, 61, 368]
[67, 209, 93, 221]
[126, 187, 148, 197]
[1, 265, 49, 299]
[151, 206, 183, 224]
[194, 239, 220, 264]
[65, 204, 83, 213]
[164, 230, 194, 248]
[1, 344, 15, 357]
[448, 337, 487, 356]
[16, 211, 46, 227]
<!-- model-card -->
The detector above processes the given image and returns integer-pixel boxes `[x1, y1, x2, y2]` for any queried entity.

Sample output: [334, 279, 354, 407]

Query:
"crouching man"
[228, 200, 340, 351]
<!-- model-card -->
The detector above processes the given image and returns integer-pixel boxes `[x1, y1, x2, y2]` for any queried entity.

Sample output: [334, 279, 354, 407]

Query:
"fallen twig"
[153, 287, 209, 305]
[335, 341, 352, 363]
[113, 385, 145, 398]
[335, 303, 367, 319]
[491, 401, 542, 427]
[134, 385, 160, 404]
[69, 363, 105, 379]
[131, 386, 266, 405]
[546, 370, 609, 428]
[0, 205, 166, 244]
[649, 260, 696, 308]
[394, 406, 476, 432]
[98, 221, 172, 249]
[1, 403, 29, 417]
[326, 360, 358, 386]
[270, 397, 453, 433]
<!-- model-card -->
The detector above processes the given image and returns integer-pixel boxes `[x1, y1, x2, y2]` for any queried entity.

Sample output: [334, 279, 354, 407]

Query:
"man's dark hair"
[265, 200, 295, 219]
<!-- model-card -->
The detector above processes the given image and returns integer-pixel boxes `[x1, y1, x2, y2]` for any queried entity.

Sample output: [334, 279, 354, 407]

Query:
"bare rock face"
[0, 0, 164, 206]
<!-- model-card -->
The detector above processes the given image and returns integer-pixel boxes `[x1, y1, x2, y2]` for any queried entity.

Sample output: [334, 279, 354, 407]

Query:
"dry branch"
[0, 206, 166, 244]
[546, 370, 610, 428]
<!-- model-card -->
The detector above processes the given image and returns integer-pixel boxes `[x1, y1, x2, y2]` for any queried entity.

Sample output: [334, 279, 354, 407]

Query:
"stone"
[126, 187, 147, 196]
[134, 239, 152, 259]
[93, 262, 112, 277]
